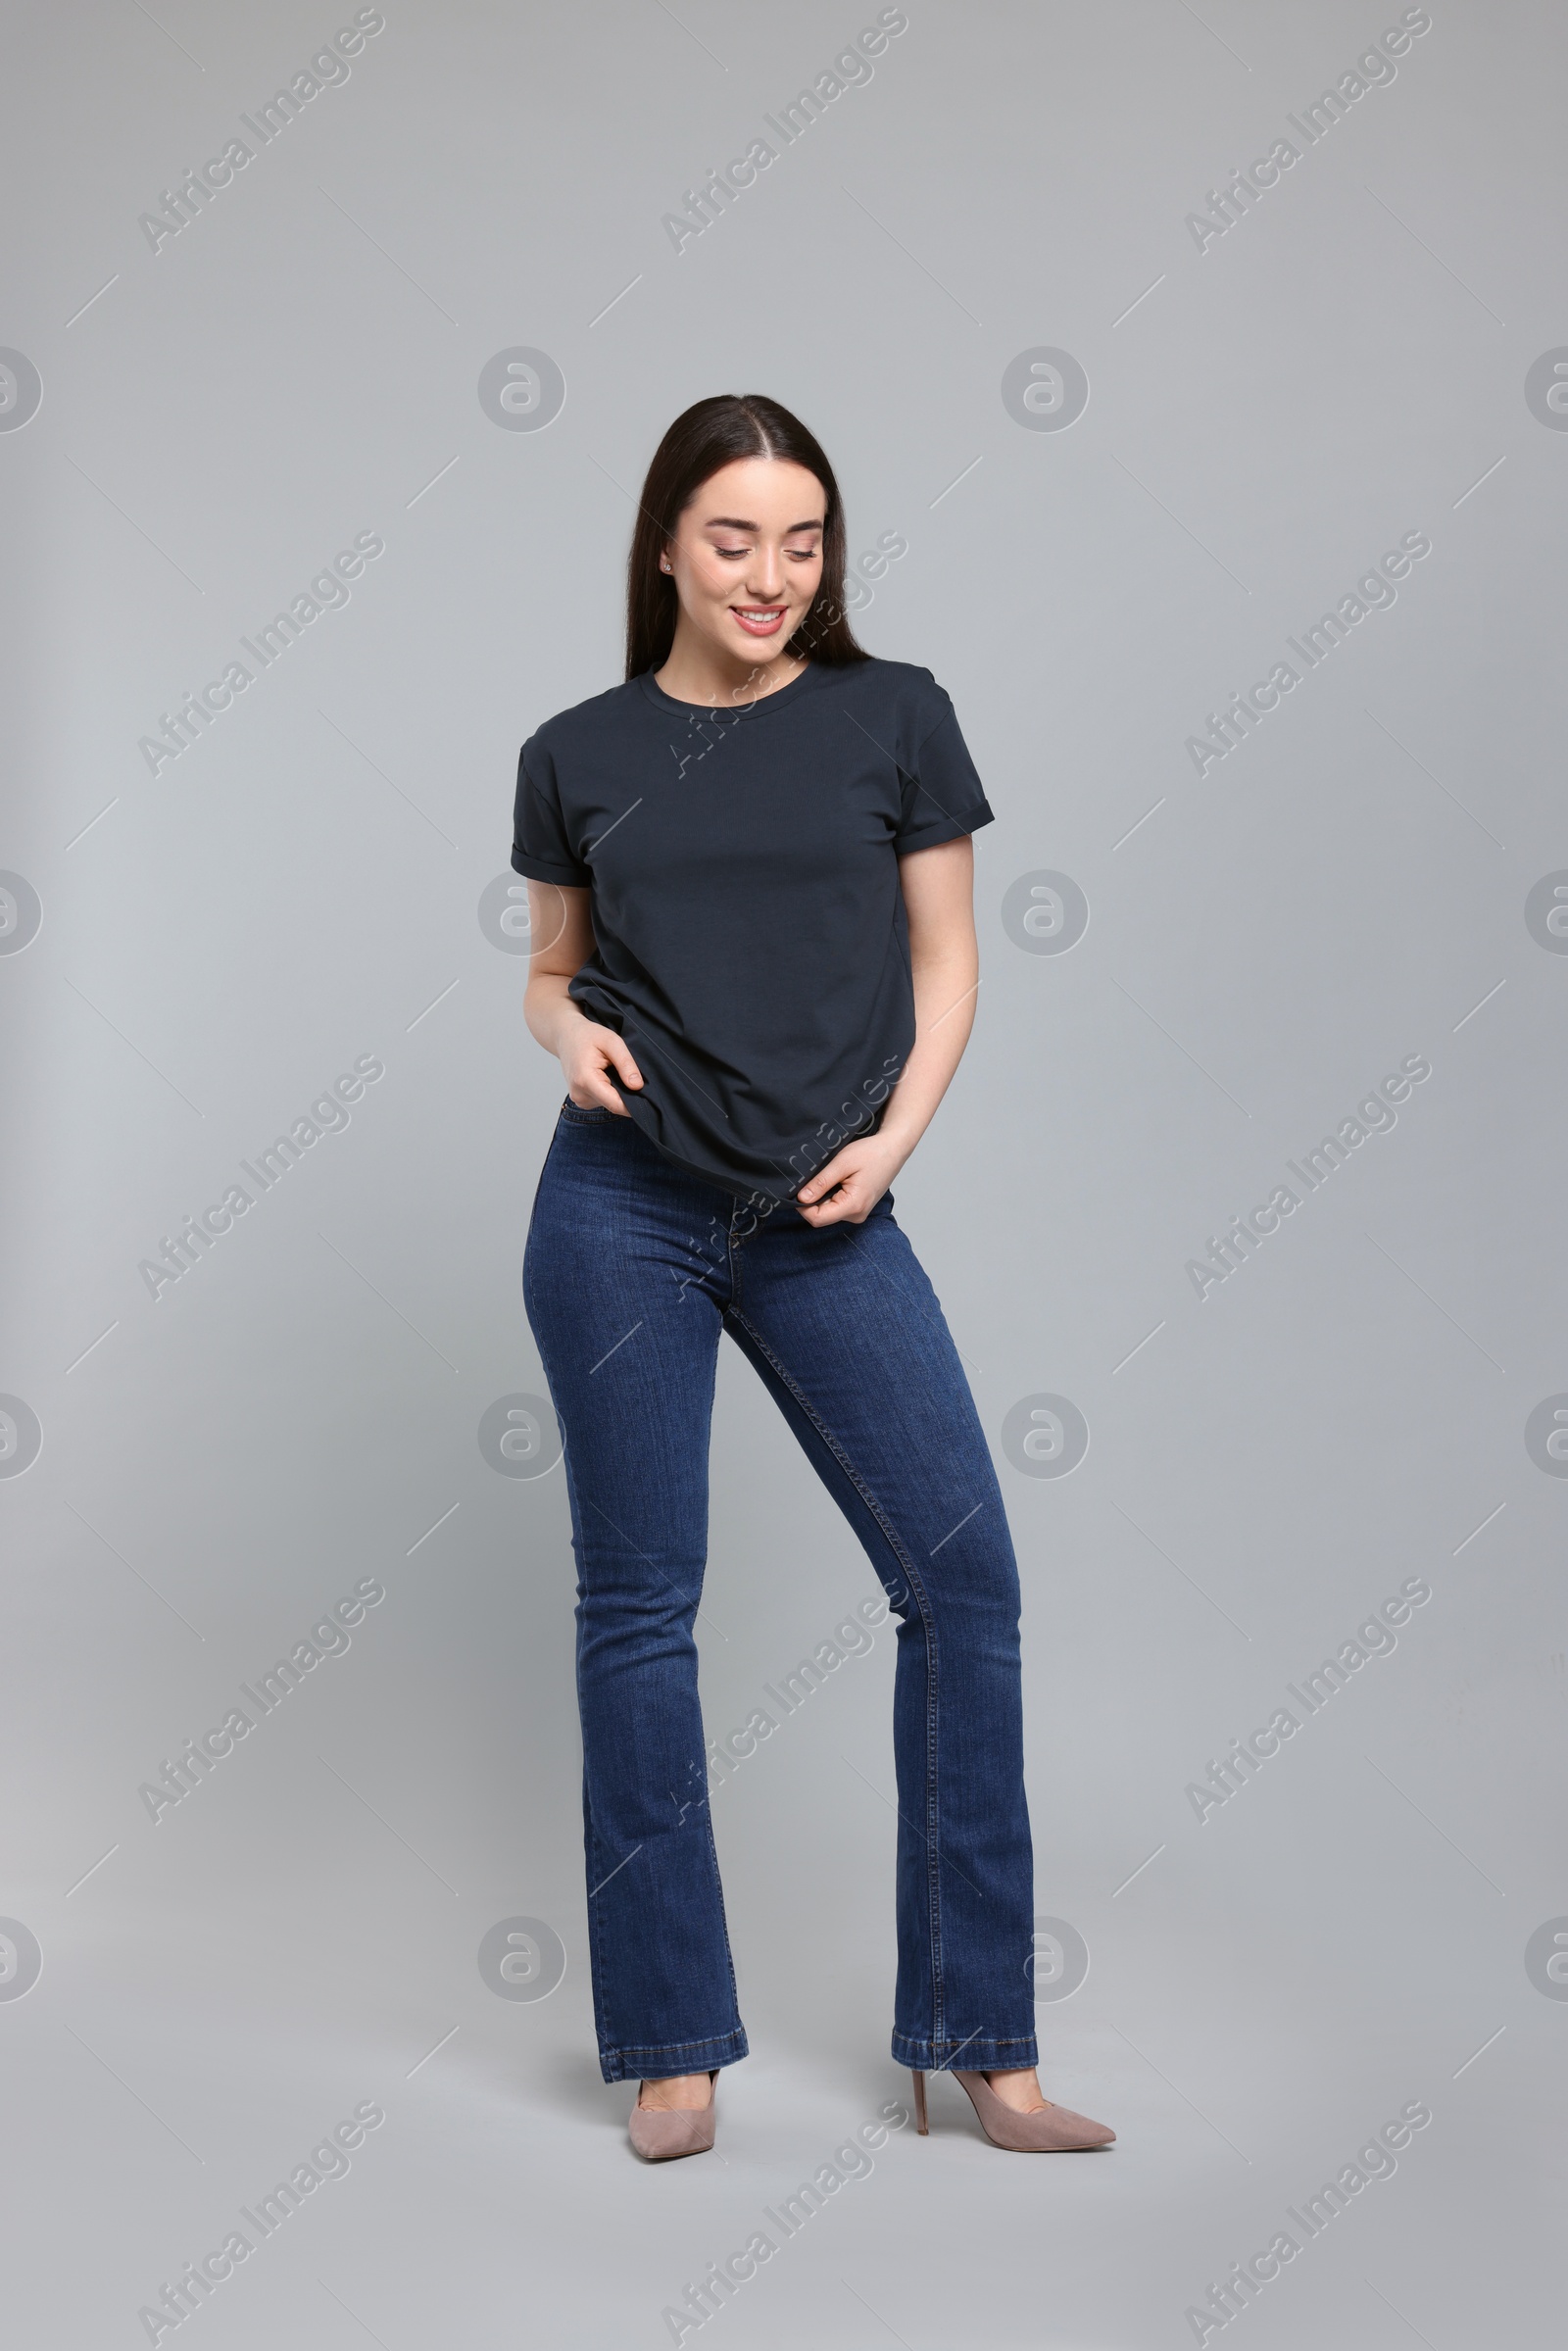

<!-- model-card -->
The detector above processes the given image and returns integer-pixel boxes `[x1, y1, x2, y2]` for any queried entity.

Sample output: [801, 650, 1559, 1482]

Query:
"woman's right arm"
[523, 881, 644, 1114]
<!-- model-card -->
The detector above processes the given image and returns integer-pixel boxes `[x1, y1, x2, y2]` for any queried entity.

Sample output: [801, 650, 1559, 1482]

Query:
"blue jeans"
[522, 1102, 1038, 2083]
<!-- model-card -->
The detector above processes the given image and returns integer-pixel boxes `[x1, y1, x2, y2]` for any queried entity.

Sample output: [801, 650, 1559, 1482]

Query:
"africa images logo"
[137, 1054, 385, 1299]
[137, 535, 385, 778]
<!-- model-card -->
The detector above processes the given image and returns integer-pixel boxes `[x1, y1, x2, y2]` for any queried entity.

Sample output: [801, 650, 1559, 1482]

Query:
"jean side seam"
[724, 1303, 946, 2052]
[561, 1436, 619, 2069]
[703, 1800, 743, 2023]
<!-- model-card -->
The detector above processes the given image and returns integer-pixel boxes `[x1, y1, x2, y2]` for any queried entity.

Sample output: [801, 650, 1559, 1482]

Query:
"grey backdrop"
[2, 2, 1563, 2344]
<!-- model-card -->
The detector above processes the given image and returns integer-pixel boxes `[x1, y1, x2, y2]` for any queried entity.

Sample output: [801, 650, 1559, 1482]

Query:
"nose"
[743, 547, 786, 601]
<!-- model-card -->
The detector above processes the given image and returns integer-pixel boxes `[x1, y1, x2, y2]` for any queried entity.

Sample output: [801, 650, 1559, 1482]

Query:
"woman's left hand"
[794, 1137, 906, 1227]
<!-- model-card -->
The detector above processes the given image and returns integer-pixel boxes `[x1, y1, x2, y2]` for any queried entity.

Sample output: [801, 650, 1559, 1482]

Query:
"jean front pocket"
[559, 1097, 615, 1126]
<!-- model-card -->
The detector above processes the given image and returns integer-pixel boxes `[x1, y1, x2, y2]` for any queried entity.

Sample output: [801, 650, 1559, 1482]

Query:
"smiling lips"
[730, 605, 788, 637]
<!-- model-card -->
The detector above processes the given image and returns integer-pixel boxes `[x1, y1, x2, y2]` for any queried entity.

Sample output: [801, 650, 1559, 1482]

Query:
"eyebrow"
[702, 515, 823, 533]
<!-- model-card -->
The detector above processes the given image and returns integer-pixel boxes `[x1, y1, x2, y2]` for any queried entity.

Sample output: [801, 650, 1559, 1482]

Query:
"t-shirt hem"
[512, 847, 589, 886]
[894, 799, 995, 856]
[620, 1099, 797, 1206]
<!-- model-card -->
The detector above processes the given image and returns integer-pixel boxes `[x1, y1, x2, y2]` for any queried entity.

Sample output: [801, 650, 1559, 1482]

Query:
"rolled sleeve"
[512, 741, 590, 888]
[893, 698, 993, 855]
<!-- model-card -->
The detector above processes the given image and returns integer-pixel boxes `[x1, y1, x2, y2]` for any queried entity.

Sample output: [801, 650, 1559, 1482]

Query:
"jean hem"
[599, 2028, 749, 2084]
[892, 2032, 1039, 2072]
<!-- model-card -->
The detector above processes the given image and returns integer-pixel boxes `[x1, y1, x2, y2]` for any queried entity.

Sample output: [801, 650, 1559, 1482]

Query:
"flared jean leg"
[523, 1115, 749, 2083]
[724, 1202, 1039, 2074]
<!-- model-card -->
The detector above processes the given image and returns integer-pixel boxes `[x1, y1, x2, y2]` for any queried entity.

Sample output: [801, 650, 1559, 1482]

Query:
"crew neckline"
[635, 660, 833, 720]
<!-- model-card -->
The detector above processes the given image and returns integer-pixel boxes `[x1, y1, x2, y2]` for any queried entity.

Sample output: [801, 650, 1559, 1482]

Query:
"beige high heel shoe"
[912, 2066, 1115, 2151]
[628, 2071, 718, 2161]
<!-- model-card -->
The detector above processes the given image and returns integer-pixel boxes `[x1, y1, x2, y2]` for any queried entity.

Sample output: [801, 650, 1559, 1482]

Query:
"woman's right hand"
[560, 1008, 644, 1114]
[523, 882, 645, 1115]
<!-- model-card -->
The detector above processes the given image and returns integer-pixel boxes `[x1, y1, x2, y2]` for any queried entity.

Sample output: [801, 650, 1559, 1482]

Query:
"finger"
[797, 1158, 855, 1206]
[798, 1180, 859, 1226]
[579, 1068, 632, 1114]
[601, 1032, 644, 1090]
[808, 1200, 856, 1227]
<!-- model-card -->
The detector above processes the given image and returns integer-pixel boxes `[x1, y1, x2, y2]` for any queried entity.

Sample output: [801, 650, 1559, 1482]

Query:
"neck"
[654, 627, 808, 710]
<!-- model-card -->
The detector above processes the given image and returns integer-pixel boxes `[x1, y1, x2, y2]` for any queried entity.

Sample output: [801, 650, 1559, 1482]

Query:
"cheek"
[693, 553, 740, 597]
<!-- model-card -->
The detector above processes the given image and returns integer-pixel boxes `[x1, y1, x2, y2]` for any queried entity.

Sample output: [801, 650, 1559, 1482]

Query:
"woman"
[514, 394, 1113, 2160]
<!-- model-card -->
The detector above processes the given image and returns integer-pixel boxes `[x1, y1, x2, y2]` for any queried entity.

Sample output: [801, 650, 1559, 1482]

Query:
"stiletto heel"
[911, 2069, 928, 2134]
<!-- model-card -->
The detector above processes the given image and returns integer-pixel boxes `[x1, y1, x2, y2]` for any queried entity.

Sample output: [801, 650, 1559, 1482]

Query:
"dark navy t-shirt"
[512, 657, 992, 1204]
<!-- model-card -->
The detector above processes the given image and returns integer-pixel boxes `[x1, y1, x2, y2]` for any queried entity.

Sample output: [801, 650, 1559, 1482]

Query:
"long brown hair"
[624, 394, 869, 681]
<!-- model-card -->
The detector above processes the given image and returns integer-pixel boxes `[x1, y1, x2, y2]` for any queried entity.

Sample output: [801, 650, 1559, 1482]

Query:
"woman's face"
[662, 457, 825, 670]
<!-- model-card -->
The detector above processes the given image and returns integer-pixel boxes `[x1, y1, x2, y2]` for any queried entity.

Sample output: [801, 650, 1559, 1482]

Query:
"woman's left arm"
[795, 835, 979, 1228]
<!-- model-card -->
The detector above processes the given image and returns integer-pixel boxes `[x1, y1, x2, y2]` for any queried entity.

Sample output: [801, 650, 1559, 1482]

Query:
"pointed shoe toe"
[950, 2069, 1116, 2152]
[1035, 2102, 1116, 2150]
[627, 2076, 717, 2162]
